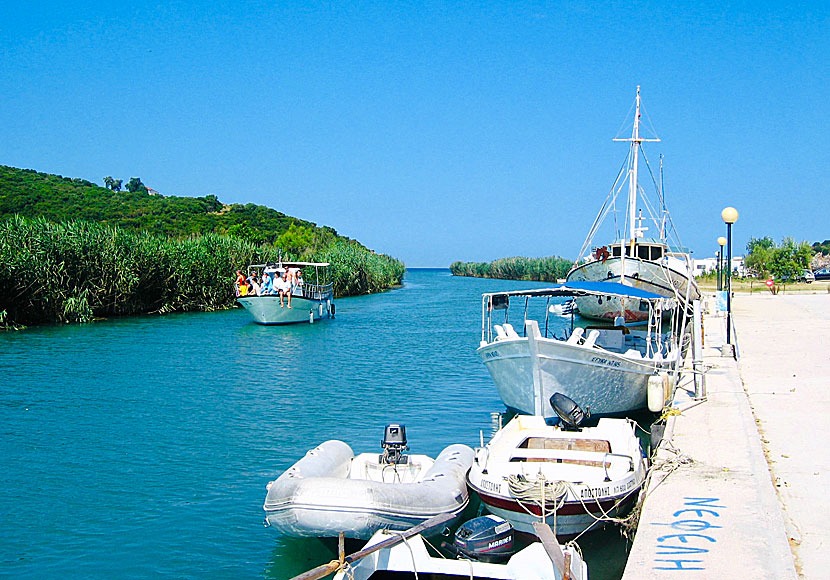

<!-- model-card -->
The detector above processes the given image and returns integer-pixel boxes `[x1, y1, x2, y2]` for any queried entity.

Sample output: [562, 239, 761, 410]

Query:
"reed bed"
[449, 255, 573, 282]
[0, 216, 404, 327]
[314, 240, 405, 296]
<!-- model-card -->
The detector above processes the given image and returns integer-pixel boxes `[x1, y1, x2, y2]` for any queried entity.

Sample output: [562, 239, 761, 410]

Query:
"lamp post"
[721, 208, 739, 346]
[717, 236, 727, 291]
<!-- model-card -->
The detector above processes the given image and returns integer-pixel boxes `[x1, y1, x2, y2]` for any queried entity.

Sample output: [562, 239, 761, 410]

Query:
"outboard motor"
[452, 515, 515, 563]
[550, 392, 589, 431]
[380, 424, 409, 464]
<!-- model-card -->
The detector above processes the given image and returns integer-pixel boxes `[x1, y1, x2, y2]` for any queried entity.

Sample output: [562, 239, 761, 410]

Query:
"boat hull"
[467, 415, 646, 538]
[237, 295, 332, 325]
[264, 442, 474, 539]
[333, 530, 587, 580]
[477, 335, 675, 416]
[469, 485, 638, 537]
[567, 257, 699, 321]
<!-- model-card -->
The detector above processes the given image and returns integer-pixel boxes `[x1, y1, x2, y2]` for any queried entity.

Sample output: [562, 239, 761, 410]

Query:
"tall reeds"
[0, 216, 404, 327]
[314, 240, 405, 296]
[449, 255, 573, 282]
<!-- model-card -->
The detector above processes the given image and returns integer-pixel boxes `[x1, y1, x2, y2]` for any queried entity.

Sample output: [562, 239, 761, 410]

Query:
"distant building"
[693, 256, 746, 277]
[147, 187, 161, 196]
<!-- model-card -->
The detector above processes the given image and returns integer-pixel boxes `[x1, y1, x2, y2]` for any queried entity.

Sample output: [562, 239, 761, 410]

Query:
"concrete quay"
[623, 293, 830, 579]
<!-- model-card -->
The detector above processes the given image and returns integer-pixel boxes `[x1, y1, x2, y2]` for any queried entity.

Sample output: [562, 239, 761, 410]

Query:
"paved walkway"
[622, 293, 830, 579]
[732, 293, 830, 578]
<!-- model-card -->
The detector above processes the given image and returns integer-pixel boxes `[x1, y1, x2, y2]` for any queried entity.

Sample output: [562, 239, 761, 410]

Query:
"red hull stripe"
[474, 489, 636, 517]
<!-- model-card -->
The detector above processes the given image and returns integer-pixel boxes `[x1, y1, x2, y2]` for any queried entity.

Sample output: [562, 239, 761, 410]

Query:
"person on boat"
[260, 271, 274, 295]
[275, 270, 292, 307]
[247, 272, 261, 296]
[235, 270, 245, 296]
[293, 269, 304, 296]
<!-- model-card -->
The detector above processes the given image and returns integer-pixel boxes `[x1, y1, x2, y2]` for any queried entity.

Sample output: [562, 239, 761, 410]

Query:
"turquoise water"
[0, 269, 630, 579]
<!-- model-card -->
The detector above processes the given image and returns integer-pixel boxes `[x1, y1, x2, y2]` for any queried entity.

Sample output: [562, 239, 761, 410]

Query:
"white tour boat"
[468, 407, 646, 538]
[333, 515, 587, 580]
[263, 425, 474, 539]
[566, 86, 699, 322]
[237, 261, 334, 325]
[477, 282, 681, 417]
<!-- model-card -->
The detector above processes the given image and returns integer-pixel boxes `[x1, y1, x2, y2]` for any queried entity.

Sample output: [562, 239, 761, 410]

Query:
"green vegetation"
[0, 165, 405, 326]
[744, 236, 812, 279]
[0, 216, 404, 327]
[812, 240, 830, 255]
[450, 256, 573, 282]
[0, 165, 337, 248]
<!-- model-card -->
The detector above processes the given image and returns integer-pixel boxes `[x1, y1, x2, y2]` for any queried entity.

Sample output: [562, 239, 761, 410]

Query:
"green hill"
[0, 165, 339, 252]
[0, 165, 405, 326]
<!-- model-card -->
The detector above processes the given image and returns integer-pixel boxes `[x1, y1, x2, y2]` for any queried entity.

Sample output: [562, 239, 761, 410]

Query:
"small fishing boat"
[263, 425, 474, 539]
[478, 282, 681, 417]
[237, 261, 334, 325]
[333, 516, 588, 580]
[566, 86, 699, 321]
[468, 401, 646, 538]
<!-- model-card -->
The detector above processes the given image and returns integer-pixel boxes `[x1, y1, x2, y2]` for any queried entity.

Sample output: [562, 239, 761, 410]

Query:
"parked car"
[779, 269, 815, 283]
[814, 268, 830, 280]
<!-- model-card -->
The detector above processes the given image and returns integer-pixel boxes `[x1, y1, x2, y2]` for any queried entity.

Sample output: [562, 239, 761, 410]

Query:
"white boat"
[565, 86, 699, 322]
[467, 411, 646, 538]
[263, 425, 474, 539]
[237, 261, 334, 325]
[477, 282, 681, 417]
[333, 517, 588, 580]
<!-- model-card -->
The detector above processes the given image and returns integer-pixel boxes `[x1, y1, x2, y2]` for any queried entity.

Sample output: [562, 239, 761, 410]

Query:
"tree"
[745, 236, 811, 279]
[745, 236, 775, 277]
[746, 236, 774, 254]
[125, 177, 147, 193]
[112, 179, 122, 192]
[276, 223, 315, 257]
[103, 176, 114, 189]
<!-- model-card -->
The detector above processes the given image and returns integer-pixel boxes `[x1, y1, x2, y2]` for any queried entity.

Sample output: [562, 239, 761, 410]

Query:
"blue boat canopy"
[482, 281, 669, 302]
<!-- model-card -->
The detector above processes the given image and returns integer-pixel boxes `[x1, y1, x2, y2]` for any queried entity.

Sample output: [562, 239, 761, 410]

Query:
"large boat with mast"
[566, 86, 699, 322]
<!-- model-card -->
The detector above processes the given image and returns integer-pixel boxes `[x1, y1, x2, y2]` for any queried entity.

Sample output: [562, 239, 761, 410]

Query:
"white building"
[693, 256, 746, 277]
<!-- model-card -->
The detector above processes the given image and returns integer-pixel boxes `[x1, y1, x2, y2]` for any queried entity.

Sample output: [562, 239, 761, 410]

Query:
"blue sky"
[1, 1, 827, 266]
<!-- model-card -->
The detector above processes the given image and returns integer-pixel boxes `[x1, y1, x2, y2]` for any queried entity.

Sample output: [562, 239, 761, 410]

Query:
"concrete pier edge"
[621, 296, 800, 579]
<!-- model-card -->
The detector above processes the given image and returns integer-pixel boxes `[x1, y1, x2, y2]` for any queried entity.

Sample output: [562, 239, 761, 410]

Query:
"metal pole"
[693, 299, 706, 399]
[726, 224, 733, 345]
[716, 250, 722, 291]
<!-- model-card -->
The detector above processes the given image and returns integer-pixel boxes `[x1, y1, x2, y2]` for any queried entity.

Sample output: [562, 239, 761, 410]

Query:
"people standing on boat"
[275, 270, 292, 308]
[235, 270, 245, 296]
[293, 269, 304, 296]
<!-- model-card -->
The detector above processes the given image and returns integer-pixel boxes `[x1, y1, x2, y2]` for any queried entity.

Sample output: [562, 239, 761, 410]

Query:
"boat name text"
[480, 479, 501, 494]
[590, 356, 621, 367]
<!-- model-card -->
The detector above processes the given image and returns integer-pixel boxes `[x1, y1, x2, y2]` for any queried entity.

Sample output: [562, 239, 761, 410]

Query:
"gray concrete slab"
[622, 299, 799, 579]
[732, 294, 830, 578]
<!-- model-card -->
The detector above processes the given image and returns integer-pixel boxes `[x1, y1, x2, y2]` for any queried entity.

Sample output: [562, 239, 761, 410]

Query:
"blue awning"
[483, 281, 670, 301]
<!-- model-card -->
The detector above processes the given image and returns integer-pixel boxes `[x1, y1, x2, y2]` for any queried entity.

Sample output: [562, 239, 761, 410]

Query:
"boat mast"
[659, 154, 667, 240]
[613, 86, 660, 256]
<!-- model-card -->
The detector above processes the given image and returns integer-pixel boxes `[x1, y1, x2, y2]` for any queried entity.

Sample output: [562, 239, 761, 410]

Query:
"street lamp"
[717, 236, 727, 291]
[721, 207, 739, 346]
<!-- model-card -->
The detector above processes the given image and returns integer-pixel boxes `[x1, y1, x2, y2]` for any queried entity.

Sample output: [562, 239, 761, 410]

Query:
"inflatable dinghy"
[264, 424, 475, 539]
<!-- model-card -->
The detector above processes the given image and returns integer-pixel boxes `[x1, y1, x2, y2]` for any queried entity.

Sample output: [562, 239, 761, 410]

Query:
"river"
[0, 269, 631, 579]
